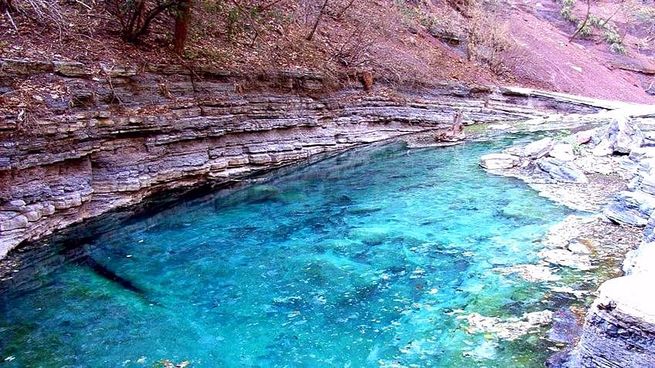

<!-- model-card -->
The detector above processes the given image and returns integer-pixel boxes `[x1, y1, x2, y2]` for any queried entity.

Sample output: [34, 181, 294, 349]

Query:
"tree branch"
[569, 0, 591, 42]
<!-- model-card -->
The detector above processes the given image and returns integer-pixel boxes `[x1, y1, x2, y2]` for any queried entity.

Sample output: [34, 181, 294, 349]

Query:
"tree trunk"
[306, 0, 328, 41]
[174, 0, 192, 54]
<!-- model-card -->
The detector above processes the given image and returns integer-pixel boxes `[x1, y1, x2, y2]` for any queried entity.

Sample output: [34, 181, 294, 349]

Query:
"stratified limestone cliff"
[565, 275, 655, 368]
[0, 58, 613, 258]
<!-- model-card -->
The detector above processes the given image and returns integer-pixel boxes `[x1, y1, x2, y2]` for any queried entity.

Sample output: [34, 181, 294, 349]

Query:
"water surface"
[0, 139, 573, 367]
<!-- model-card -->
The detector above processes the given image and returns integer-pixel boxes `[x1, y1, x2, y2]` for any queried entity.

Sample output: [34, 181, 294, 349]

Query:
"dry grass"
[466, 1, 516, 75]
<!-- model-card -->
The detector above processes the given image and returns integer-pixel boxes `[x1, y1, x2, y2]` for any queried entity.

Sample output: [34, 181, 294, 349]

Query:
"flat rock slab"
[479, 153, 520, 170]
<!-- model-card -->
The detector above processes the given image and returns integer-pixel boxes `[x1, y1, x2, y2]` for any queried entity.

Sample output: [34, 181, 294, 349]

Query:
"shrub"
[560, 0, 577, 22]
[576, 20, 592, 37]
[609, 42, 626, 54]
[603, 24, 622, 44]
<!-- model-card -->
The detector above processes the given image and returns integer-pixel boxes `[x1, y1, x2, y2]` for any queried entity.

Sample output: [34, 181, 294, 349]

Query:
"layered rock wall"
[567, 275, 655, 368]
[0, 58, 617, 258]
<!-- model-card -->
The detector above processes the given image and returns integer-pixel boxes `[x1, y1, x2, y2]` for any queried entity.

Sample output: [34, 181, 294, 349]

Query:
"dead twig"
[102, 66, 123, 105]
[598, 0, 624, 28]
[5, 9, 17, 30]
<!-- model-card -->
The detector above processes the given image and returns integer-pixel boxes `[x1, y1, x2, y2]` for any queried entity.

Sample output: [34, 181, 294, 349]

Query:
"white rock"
[574, 129, 594, 145]
[623, 242, 655, 275]
[596, 275, 655, 325]
[523, 137, 554, 158]
[539, 248, 594, 270]
[641, 175, 655, 196]
[592, 139, 613, 157]
[536, 158, 588, 183]
[594, 116, 645, 156]
[611, 117, 644, 154]
[549, 143, 576, 161]
[479, 153, 520, 170]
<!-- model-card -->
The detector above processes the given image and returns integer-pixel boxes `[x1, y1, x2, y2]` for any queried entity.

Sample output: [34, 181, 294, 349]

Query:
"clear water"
[0, 139, 574, 367]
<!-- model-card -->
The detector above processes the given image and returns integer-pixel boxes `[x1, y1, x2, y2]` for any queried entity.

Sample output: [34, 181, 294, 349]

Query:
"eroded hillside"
[1, 0, 654, 103]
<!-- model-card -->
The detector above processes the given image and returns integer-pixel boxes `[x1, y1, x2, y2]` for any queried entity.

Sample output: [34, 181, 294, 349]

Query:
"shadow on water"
[63, 244, 149, 301]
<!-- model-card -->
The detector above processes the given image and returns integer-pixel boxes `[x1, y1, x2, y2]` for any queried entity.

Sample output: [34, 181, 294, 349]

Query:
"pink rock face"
[507, 9, 655, 105]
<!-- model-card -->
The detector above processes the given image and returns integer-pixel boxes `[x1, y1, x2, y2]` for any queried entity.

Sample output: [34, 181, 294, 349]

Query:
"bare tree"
[105, 0, 181, 43]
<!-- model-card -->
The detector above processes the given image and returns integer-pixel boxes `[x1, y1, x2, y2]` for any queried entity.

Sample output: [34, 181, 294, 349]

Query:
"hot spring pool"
[0, 138, 576, 367]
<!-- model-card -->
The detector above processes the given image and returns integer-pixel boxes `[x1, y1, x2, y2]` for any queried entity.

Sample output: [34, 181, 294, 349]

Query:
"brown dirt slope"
[0, 0, 654, 103]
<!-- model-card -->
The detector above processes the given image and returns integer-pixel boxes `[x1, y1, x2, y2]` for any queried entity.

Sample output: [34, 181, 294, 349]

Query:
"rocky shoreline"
[480, 112, 655, 367]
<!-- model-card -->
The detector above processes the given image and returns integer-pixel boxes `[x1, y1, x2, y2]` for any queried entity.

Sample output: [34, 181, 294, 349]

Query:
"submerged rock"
[480, 114, 655, 368]
[539, 248, 594, 270]
[462, 310, 553, 341]
[496, 264, 561, 282]
[548, 307, 585, 345]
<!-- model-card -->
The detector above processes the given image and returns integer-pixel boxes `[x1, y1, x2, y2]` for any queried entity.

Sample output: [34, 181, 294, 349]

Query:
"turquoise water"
[0, 139, 573, 367]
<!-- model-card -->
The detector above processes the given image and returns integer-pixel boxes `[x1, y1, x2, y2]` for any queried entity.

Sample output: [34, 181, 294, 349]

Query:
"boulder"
[574, 130, 594, 145]
[523, 137, 554, 158]
[549, 143, 576, 161]
[591, 139, 613, 157]
[604, 190, 655, 226]
[641, 175, 655, 196]
[567, 275, 655, 368]
[0, 212, 28, 231]
[53, 61, 92, 77]
[623, 242, 655, 275]
[645, 214, 655, 243]
[0, 58, 53, 75]
[536, 158, 588, 183]
[643, 131, 655, 146]
[479, 153, 520, 170]
[597, 117, 645, 155]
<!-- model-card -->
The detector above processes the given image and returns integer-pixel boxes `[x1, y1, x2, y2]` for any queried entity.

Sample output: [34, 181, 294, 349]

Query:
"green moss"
[464, 123, 491, 134]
